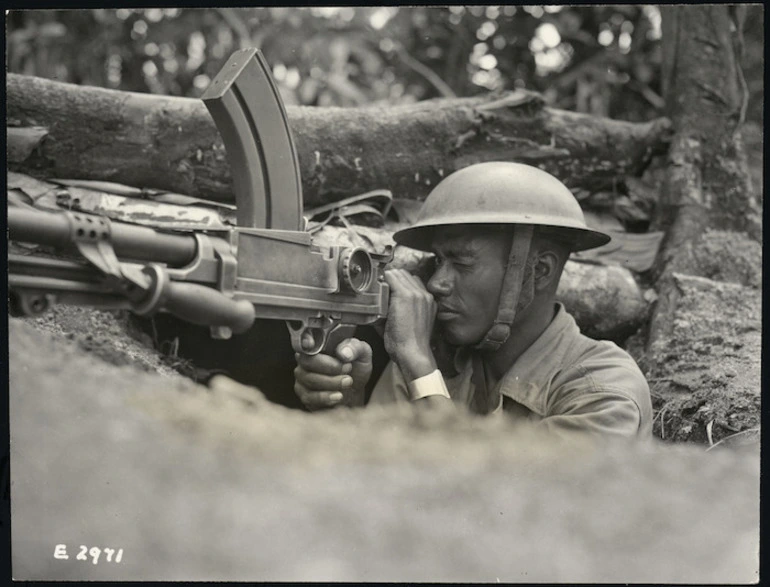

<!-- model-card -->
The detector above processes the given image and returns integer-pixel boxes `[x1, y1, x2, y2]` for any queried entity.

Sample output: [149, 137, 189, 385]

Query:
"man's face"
[426, 226, 510, 346]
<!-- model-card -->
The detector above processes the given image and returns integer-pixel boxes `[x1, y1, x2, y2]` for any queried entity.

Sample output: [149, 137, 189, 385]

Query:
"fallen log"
[7, 73, 671, 207]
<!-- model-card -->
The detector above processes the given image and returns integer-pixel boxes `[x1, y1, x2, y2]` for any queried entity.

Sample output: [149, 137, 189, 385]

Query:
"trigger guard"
[286, 321, 327, 356]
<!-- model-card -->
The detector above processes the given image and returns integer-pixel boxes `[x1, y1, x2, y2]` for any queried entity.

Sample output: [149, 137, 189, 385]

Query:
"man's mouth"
[436, 306, 461, 320]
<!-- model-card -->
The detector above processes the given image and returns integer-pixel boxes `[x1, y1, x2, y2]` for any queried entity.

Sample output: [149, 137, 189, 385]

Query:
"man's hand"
[383, 268, 438, 382]
[293, 338, 372, 410]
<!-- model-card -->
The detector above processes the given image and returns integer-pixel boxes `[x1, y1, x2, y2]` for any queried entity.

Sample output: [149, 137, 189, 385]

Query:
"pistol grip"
[320, 324, 357, 356]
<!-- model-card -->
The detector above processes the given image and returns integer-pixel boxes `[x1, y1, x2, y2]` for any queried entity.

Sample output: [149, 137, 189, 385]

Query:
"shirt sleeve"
[536, 390, 645, 441]
[367, 361, 411, 406]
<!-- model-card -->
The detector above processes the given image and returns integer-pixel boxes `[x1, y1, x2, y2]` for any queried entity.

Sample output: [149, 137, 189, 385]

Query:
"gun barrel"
[8, 206, 197, 267]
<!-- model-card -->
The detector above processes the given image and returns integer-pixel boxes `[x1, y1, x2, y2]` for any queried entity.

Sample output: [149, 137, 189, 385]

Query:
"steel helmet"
[393, 162, 610, 352]
[393, 161, 610, 252]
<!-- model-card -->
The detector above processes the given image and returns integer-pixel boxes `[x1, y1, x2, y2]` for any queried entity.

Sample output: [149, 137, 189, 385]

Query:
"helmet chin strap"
[474, 224, 534, 352]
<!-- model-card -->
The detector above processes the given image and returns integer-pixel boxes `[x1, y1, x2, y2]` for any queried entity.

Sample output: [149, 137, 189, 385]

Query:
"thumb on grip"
[335, 337, 373, 365]
[322, 324, 356, 355]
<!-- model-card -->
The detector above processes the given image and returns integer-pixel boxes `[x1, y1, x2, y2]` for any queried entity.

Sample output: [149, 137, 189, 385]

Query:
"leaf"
[625, 176, 659, 211]
[572, 230, 664, 272]
[49, 178, 143, 197]
[38, 22, 67, 38]
[8, 189, 35, 209]
[389, 198, 424, 225]
[583, 190, 616, 209]
[613, 195, 650, 223]
[583, 210, 625, 232]
[7, 127, 49, 163]
[7, 172, 57, 199]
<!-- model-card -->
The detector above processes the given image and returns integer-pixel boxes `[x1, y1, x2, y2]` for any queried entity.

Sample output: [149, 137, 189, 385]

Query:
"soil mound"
[9, 314, 759, 582]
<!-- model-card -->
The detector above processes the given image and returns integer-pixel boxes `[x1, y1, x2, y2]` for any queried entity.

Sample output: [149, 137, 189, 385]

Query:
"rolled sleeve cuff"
[407, 370, 451, 401]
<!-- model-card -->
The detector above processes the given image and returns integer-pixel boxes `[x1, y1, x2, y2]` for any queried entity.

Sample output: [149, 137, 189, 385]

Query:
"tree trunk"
[647, 6, 762, 351]
[7, 73, 671, 207]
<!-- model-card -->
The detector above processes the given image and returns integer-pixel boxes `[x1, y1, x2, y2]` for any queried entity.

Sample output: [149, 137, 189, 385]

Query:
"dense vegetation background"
[6, 6, 764, 128]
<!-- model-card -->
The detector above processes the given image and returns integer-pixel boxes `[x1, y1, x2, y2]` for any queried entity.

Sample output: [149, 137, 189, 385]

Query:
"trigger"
[286, 322, 356, 356]
[287, 322, 325, 355]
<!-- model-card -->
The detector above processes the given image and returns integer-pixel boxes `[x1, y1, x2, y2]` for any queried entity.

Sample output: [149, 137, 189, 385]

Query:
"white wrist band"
[407, 370, 450, 401]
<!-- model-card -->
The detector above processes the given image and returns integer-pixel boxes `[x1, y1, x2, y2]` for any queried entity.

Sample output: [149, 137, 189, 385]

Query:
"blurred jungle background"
[6, 5, 763, 122]
[8, 5, 763, 202]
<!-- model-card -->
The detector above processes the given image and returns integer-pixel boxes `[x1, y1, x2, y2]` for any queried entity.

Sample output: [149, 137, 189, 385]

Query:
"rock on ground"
[556, 261, 648, 341]
[9, 315, 759, 583]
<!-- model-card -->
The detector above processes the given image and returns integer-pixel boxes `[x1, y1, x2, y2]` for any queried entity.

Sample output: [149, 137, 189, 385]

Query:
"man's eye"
[433, 256, 472, 271]
[453, 257, 473, 268]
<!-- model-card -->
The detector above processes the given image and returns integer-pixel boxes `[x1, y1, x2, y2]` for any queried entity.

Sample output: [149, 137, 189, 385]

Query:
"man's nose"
[426, 263, 452, 297]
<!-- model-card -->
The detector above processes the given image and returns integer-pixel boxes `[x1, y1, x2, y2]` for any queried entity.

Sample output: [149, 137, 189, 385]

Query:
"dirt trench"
[8, 301, 761, 582]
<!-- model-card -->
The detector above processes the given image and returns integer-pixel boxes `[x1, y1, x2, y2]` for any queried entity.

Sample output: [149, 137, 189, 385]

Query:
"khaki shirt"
[369, 304, 653, 440]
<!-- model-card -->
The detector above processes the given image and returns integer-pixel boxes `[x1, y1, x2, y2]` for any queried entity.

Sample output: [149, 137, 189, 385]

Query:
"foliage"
[6, 6, 763, 125]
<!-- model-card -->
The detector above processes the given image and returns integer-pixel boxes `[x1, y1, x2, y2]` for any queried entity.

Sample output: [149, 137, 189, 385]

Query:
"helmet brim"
[394, 222, 612, 253]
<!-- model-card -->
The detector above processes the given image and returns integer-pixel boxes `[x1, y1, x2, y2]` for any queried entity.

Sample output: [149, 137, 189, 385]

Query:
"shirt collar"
[495, 303, 578, 416]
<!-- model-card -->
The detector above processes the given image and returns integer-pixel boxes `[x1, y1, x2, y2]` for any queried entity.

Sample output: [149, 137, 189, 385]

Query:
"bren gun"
[8, 48, 391, 355]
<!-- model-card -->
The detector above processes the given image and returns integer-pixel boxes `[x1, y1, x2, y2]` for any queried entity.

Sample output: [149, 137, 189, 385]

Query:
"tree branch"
[216, 8, 252, 50]
[393, 43, 457, 98]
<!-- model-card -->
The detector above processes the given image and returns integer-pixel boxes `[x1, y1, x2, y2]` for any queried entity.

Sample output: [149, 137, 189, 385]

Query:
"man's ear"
[532, 250, 562, 292]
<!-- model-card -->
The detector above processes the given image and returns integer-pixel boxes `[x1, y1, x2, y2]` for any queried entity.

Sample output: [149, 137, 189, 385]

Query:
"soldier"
[294, 162, 652, 439]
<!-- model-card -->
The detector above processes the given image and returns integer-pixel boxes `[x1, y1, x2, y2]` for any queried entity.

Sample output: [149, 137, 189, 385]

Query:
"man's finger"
[398, 269, 431, 293]
[295, 352, 351, 376]
[385, 268, 425, 295]
[402, 269, 429, 291]
[300, 330, 316, 352]
[385, 269, 434, 305]
[295, 368, 353, 392]
[294, 382, 344, 410]
[384, 268, 408, 292]
[335, 338, 373, 365]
